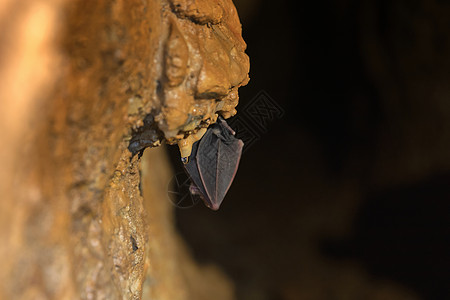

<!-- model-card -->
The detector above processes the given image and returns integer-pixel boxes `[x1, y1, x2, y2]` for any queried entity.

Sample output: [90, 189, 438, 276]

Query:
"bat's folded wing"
[184, 139, 209, 203]
[183, 118, 243, 210]
[197, 119, 244, 210]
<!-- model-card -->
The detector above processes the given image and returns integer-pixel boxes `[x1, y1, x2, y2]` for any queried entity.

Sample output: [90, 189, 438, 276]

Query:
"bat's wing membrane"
[215, 134, 243, 205]
[184, 139, 209, 201]
[197, 118, 243, 210]
[184, 117, 243, 210]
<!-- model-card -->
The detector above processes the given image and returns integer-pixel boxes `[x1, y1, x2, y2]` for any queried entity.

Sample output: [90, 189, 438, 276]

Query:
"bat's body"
[184, 117, 243, 210]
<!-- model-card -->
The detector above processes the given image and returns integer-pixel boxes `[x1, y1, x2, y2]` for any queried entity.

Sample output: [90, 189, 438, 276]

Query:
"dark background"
[168, 0, 450, 299]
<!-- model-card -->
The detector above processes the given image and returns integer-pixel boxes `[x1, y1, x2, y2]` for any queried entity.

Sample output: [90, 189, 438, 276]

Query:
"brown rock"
[158, 0, 250, 150]
[170, 0, 225, 25]
[0, 0, 248, 298]
[164, 19, 189, 88]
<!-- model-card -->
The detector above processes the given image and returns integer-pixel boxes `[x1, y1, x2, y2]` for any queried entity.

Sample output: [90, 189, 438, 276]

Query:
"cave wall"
[0, 0, 248, 299]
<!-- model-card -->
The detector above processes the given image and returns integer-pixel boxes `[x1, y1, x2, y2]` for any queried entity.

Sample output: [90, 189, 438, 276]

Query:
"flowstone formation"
[140, 0, 250, 158]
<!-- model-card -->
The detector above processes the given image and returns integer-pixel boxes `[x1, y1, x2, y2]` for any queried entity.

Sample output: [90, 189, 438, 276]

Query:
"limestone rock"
[0, 0, 248, 298]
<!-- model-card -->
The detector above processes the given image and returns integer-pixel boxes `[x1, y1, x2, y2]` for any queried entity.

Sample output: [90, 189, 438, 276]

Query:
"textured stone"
[158, 0, 250, 152]
[0, 0, 248, 298]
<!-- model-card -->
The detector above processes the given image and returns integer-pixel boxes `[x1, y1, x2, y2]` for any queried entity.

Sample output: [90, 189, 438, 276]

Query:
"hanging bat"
[183, 117, 243, 210]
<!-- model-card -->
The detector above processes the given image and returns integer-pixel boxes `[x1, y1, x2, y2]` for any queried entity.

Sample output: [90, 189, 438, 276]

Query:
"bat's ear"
[189, 184, 202, 196]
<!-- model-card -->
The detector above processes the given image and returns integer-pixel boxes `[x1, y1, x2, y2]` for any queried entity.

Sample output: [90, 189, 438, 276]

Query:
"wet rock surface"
[0, 0, 248, 299]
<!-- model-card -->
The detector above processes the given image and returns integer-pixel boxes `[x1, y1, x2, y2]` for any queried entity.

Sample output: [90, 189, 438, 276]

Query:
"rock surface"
[0, 0, 248, 299]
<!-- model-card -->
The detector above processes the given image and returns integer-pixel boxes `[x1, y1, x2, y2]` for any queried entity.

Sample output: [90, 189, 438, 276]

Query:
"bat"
[183, 117, 243, 210]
